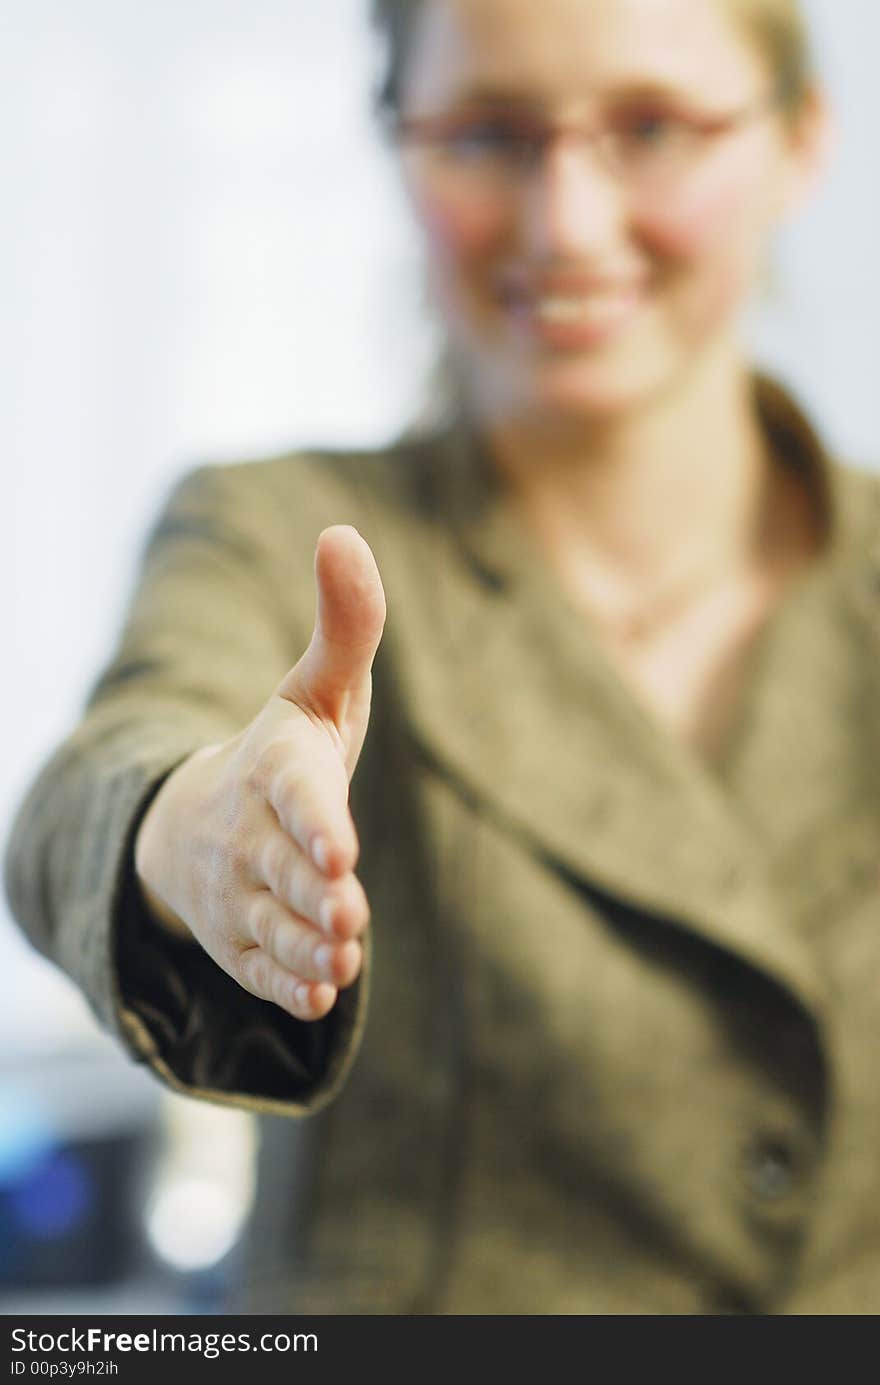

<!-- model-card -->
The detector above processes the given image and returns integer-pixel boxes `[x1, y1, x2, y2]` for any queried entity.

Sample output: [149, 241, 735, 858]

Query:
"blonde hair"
[370, 0, 814, 119]
[722, 0, 814, 116]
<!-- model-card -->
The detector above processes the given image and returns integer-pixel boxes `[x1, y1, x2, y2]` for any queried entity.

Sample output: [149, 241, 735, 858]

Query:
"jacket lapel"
[373, 383, 880, 1021]
[718, 456, 880, 939]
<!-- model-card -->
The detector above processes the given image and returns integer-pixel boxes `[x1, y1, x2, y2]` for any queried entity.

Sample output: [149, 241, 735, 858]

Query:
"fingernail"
[294, 982, 311, 1011]
[319, 896, 336, 934]
[311, 835, 329, 872]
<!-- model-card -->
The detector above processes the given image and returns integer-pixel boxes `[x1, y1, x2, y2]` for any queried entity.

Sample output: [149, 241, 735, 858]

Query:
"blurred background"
[2, 0, 878, 1313]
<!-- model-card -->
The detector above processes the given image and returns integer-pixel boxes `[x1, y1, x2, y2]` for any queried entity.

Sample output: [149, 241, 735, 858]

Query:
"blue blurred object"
[11, 1149, 94, 1240]
[0, 1049, 159, 1289]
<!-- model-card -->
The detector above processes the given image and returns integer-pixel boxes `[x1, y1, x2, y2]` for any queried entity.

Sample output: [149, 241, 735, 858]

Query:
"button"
[743, 1137, 798, 1201]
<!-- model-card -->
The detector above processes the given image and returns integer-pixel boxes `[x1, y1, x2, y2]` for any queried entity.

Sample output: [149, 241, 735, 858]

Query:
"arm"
[3, 460, 382, 1115]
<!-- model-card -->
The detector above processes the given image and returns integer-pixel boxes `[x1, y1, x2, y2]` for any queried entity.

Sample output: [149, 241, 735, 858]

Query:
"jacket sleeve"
[3, 459, 370, 1116]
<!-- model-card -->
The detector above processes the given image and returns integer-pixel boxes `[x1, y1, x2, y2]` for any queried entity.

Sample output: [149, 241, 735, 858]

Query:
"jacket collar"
[379, 377, 880, 1017]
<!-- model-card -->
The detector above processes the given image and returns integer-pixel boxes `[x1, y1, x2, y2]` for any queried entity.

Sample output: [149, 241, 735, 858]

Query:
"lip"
[499, 272, 646, 350]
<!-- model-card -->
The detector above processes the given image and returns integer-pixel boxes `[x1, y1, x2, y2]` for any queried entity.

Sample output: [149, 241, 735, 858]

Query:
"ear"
[773, 84, 835, 219]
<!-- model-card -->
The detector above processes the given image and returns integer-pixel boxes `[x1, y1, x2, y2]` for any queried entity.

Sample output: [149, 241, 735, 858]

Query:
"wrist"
[133, 744, 225, 942]
[134, 869, 192, 940]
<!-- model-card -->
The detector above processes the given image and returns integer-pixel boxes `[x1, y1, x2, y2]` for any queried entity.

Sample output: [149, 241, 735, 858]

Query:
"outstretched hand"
[134, 525, 387, 1021]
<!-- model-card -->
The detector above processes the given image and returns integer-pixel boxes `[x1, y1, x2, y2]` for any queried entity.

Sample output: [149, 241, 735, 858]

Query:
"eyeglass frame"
[391, 86, 789, 197]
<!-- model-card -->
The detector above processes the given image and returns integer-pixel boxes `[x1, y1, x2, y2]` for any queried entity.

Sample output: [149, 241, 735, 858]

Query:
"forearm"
[3, 701, 235, 1028]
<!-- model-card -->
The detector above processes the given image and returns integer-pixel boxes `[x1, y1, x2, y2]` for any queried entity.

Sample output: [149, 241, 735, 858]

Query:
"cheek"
[630, 160, 776, 342]
[412, 188, 508, 278]
[636, 159, 772, 268]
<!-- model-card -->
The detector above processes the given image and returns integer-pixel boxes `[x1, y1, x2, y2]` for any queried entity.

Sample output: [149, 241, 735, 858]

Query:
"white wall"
[2, 0, 433, 1055]
[3, 0, 879, 1055]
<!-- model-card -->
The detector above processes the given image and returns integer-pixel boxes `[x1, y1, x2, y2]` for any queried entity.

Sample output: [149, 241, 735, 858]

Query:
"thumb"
[279, 525, 387, 716]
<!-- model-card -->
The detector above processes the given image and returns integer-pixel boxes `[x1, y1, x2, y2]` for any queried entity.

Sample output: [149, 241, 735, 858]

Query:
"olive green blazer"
[7, 378, 880, 1314]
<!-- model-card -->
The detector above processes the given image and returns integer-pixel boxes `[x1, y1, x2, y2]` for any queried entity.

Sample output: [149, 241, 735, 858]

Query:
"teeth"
[533, 293, 632, 324]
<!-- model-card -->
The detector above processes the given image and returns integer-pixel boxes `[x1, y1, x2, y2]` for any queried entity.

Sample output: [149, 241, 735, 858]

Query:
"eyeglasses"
[394, 91, 783, 203]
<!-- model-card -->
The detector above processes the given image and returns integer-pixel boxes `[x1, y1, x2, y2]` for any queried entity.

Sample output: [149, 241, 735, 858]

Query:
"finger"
[276, 528, 386, 771]
[263, 739, 359, 878]
[295, 526, 387, 697]
[246, 890, 363, 987]
[236, 946, 339, 1021]
[258, 824, 370, 940]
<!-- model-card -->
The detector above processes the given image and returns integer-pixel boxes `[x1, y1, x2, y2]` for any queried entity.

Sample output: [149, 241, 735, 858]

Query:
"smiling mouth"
[532, 290, 639, 324]
[501, 283, 644, 347]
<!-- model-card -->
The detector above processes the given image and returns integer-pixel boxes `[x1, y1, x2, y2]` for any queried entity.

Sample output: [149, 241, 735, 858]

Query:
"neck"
[475, 346, 775, 594]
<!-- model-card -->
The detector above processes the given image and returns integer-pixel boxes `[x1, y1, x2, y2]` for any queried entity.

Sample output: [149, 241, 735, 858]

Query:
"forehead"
[401, 0, 770, 107]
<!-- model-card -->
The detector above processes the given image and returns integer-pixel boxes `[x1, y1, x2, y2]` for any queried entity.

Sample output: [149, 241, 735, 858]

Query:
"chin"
[508, 351, 685, 429]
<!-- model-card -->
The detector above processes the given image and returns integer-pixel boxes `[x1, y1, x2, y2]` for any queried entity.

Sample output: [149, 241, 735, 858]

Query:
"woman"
[7, 0, 880, 1313]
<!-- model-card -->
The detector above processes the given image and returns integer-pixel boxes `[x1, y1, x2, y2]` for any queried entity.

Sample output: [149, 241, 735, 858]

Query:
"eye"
[444, 117, 530, 163]
[611, 108, 686, 150]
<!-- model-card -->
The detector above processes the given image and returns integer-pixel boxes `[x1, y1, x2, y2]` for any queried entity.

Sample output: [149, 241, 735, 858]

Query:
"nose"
[520, 136, 626, 258]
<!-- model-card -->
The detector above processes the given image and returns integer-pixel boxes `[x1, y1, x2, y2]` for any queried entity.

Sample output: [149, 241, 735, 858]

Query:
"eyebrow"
[447, 78, 713, 110]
